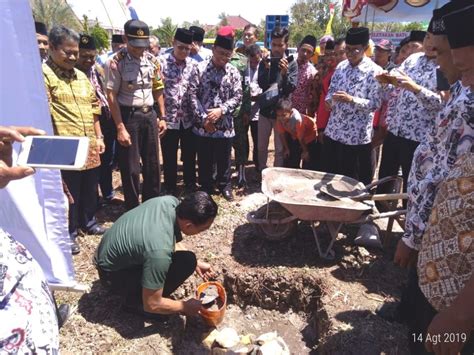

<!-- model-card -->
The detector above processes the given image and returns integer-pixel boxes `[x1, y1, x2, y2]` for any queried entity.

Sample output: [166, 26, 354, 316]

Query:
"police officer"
[105, 20, 166, 210]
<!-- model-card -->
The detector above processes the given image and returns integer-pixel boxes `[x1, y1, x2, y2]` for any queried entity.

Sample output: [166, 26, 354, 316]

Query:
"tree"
[218, 12, 229, 26]
[152, 17, 177, 47]
[31, 0, 82, 31]
[289, 0, 350, 46]
[90, 23, 109, 51]
[181, 20, 204, 29]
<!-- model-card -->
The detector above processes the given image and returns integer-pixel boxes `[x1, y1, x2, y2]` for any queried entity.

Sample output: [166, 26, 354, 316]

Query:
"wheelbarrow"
[247, 168, 406, 260]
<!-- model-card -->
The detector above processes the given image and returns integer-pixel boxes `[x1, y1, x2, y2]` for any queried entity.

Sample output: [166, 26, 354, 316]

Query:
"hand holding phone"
[279, 57, 289, 76]
[17, 136, 89, 170]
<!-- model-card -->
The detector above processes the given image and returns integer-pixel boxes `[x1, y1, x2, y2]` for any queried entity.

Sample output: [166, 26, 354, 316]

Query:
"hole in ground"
[171, 269, 330, 353]
[222, 270, 330, 352]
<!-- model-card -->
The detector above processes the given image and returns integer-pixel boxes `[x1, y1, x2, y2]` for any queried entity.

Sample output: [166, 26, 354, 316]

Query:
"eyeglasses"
[344, 48, 363, 55]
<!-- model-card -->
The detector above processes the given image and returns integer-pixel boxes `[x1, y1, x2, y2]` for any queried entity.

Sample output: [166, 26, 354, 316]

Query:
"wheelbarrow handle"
[364, 175, 402, 192]
[354, 193, 408, 201]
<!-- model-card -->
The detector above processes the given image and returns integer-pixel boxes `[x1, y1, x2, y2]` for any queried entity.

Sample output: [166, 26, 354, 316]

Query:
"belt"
[121, 105, 153, 114]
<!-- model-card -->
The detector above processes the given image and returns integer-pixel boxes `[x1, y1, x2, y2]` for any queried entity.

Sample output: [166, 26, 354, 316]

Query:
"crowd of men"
[0, 1, 471, 352]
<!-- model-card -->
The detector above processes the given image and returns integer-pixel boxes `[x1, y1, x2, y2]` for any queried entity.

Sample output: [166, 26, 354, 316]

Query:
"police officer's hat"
[124, 20, 150, 48]
[79, 34, 97, 50]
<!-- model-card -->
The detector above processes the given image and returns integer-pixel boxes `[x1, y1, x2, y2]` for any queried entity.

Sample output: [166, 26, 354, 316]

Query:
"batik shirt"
[403, 83, 474, 250]
[386, 53, 441, 143]
[292, 61, 317, 115]
[324, 57, 383, 145]
[193, 59, 242, 138]
[417, 153, 473, 312]
[189, 47, 212, 63]
[87, 65, 111, 120]
[159, 52, 199, 130]
[0, 229, 59, 354]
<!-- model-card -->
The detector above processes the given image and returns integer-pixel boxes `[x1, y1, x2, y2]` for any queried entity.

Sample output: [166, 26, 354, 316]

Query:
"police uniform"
[105, 20, 165, 210]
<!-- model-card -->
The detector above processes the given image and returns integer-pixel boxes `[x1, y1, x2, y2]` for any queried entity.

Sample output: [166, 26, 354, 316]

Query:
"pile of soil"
[56, 159, 409, 353]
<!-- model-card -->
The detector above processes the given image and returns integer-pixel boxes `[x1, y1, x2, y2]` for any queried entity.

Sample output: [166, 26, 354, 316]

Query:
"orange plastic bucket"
[196, 281, 227, 326]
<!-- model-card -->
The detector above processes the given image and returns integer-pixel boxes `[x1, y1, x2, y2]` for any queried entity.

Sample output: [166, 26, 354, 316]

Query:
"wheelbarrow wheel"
[258, 218, 297, 241]
[253, 202, 297, 241]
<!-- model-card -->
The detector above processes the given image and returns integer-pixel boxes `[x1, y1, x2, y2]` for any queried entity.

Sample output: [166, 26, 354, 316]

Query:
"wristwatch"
[96, 135, 104, 140]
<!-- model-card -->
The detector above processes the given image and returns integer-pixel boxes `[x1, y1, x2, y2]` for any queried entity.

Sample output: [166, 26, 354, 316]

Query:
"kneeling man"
[96, 192, 218, 317]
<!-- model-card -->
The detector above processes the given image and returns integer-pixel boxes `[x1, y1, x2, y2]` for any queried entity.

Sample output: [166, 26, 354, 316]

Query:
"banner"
[0, 0, 75, 285]
[371, 31, 409, 46]
[344, 0, 449, 22]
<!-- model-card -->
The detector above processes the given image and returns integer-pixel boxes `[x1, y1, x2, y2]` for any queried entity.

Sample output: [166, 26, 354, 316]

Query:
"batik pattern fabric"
[292, 61, 317, 115]
[324, 57, 383, 145]
[417, 153, 474, 312]
[0, 229, 59, 354]
[159, 53, 199, 130]
[193, 59, 242, 138]
[403, 83, 474, 250]
[386, 52, 441, 143]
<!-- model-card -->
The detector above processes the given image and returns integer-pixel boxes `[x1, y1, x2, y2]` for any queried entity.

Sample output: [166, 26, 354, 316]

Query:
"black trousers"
[117, 107, 161, 210]
[402, 269, 474, 355]
[61, 168, 99, 235]
[196, 136, 232, 191]
[250, 121, 258, 167]
[377, 132, 419, 199]
[323, 136, 373, 185]
[160, 125, 196, 191]
[283, 135, 302, 169]
[99, 111, 117, 200]
[97, 251, 197, 307]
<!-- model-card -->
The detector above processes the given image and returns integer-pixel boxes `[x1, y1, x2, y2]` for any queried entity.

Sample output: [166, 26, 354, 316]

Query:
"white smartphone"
[17, 136, 89, 170]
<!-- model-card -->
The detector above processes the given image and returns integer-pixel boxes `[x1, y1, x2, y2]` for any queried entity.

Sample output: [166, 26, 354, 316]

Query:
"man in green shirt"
[96, 192, 218, 317]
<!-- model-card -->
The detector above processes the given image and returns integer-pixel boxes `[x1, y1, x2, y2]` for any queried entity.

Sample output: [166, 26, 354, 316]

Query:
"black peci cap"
[445, 5, 474, 49]
[79, 33, 97, 50]
[124, 20, 150, 48]
[300, 35, 317, 49]
[325, 40, 335, 51]
[399, 36, 410, 48]
[214, 35, 234, 51]
[35, 21, 48, 36]
[111, 34, 124, 44]
[174, 28, 193, 45]
[346, 27, 370, 46]
[189, 26, 205, 42]
[409, 30, 426, 43]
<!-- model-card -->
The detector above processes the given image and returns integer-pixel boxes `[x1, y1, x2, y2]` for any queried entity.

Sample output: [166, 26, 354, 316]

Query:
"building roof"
[223, 15, 252, 30]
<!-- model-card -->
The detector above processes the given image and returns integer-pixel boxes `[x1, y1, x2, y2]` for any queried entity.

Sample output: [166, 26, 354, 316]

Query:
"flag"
[125, 0, 139, 20]
[324, 2, 336, 35]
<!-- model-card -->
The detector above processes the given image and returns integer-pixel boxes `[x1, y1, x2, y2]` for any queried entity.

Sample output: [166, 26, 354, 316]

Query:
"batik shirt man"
[159, 53, 199, 129]
[403, 83, 474, 250]
[292, 61, 317, 115]
[386, 52, 441, 143]
[193, 59, 242, 138]
[325, 56, 383, 145]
